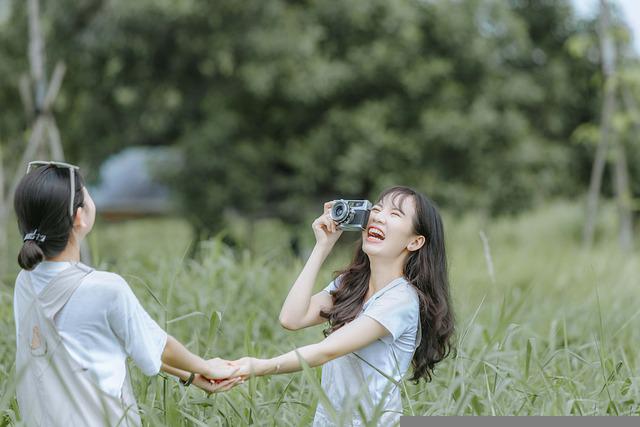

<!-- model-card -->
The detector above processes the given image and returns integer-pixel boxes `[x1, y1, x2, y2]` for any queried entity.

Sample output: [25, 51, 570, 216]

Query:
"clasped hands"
[192, 356, 262, 394]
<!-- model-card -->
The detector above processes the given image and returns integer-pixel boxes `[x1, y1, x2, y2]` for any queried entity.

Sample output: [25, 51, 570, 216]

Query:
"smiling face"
[361, 191, 425, 260]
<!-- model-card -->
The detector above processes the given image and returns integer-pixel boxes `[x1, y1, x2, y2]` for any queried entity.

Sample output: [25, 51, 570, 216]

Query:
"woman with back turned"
[12, 161, 240, 426]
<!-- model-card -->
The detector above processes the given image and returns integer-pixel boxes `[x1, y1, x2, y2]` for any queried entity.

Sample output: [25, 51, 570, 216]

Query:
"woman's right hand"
[230, 356, 266, 377]
[312, 201, 343, 249]
[205, 357, 239, 380]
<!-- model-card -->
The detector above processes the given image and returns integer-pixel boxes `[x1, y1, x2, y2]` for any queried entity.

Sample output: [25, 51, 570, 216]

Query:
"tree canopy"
[0, 0, 627, 236]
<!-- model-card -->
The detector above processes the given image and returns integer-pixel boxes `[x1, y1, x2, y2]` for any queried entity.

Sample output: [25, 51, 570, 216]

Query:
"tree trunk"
[616, 88, 638, 250]
[583, 0, 617, 249]
[28, 0, 46, 109]
[612, 138, 633, 250]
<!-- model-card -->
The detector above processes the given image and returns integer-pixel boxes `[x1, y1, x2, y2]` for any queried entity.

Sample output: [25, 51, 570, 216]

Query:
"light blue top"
[313, 276, 420, 427]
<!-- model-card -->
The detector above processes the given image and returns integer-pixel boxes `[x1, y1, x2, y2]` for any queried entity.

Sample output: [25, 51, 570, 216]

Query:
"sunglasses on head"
[26, 161, 81, 219]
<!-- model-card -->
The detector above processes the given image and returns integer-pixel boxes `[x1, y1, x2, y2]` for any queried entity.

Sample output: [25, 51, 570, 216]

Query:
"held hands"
[192, 374, 243, 394]
[188, 358, 244, 395]
[312, 201, 343, 249]
[193, 357, 269, 395]
[207, 357, 265, 380]
[200, 357, 261, 390]
[228, 356, 266, 378]
[205, 357, 240, 380]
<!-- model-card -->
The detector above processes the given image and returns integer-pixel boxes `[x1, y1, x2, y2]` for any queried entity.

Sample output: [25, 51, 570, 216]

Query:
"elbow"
[314, 343, 339, 365]
[279, 314, 300, 331]
[143, 361, 162, 377]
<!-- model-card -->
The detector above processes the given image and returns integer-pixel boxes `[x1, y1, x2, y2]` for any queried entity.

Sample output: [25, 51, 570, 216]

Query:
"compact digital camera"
[330, 199, 372, 231]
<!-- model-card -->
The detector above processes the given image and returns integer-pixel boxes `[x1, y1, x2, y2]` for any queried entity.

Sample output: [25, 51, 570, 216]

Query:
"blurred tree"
[582, 0, 634, 251]
[0, 0, 610, 240]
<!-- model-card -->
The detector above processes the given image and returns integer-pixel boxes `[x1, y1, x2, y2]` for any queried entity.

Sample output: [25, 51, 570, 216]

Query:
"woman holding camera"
[12, 161, 241, 426]
[232, 186, 455, 426]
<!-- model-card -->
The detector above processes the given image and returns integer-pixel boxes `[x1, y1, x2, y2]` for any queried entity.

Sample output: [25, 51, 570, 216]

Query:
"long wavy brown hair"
[320, 186, 455, 382]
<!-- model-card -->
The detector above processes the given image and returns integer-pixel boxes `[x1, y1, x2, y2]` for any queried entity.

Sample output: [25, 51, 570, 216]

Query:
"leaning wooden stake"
[0, 0, 92, 269]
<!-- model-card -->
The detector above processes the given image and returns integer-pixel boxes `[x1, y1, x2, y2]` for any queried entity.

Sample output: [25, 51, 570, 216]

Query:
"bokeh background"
[0, 0, 639, 424]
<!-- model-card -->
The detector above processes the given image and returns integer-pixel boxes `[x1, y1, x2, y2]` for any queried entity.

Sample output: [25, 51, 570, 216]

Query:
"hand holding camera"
[312, 201, 343, 249]
[312, 199, 372, 249]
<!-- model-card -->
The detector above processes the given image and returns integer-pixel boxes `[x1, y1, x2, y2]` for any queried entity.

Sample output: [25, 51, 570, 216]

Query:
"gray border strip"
[401, 416, 639, 427]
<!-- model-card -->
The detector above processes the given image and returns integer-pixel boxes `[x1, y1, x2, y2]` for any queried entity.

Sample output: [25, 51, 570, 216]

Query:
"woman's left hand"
[193, 374, 244, 394]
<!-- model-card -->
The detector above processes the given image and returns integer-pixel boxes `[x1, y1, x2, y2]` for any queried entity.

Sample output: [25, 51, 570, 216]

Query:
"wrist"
[247, 358, 268, 376]
[197, 358, 212, 377]
[264, 358, 281, 376]
[180, 372, 195, 387]
[313, 242, 333, 257]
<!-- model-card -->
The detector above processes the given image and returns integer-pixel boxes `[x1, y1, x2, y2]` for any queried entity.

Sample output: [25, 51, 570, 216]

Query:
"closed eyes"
[372, 204, 404, 217]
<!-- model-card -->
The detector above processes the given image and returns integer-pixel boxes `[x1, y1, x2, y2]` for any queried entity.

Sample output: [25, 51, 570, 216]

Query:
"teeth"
[368, 228, 384, 240]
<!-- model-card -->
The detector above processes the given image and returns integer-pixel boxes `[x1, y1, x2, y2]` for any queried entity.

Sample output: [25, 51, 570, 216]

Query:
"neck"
[48, 236, 82, 263]
[367, 253, 406, 293]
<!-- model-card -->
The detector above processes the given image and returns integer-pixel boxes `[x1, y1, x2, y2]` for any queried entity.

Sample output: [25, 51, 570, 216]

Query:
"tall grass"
[1, 201, 639, 425]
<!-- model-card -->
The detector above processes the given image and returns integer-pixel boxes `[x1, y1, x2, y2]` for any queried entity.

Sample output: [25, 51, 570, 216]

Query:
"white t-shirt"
[314, 276, 420, 427]
[13, 261, 168, 397]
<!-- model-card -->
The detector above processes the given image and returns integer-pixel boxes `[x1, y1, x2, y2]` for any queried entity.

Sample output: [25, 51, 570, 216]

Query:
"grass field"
[1, 201, 639, 425]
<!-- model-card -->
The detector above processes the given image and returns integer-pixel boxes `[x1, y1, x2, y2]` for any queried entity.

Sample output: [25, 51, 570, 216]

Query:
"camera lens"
[330, 200, 350, 223]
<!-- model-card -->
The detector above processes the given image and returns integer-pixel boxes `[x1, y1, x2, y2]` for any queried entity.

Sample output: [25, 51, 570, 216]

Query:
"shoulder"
[82, 270, 148, 319]
[365, 279, 419, 314]
[85, 269, 128, 287]
[14, 270, 29, 297]
[369, 280, 420, 324]
[384, 279, 420, 307]
[81, 270, 134, 299]
[15, 269, 27, 285]
[363, 279, 420, 340]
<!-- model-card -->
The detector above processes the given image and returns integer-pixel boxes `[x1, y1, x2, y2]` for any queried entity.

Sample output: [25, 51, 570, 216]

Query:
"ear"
[73, 206, 86, 229]
[407, 235, 425, 252]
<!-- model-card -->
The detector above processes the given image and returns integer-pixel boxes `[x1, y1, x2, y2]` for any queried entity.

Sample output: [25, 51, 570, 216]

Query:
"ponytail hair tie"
[24, 230, 46, 243]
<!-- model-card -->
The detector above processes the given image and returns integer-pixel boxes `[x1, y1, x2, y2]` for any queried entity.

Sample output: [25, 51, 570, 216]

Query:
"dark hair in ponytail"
[18, 240, 45, 272]
[321, 186, 455, 382]
[14, 165, 85, 270]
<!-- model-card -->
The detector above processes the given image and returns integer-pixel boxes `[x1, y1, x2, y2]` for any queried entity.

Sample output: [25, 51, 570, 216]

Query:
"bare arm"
[279, 245, 335, 330]
[161, 362, 193, 381]
[234, 316, 390, 376]
[279, 202, 341, 330]
[161, 335, 237, 379]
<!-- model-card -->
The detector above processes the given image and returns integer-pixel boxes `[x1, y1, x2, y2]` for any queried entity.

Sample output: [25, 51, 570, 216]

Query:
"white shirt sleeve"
[107, 276, 168, 376]
[323, 275, 343, 294]
[363, 287, 419, 341]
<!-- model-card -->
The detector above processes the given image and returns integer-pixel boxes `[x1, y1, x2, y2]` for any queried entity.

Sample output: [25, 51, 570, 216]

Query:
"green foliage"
[0, 0, 610, 237]
[2, 201, 640, 424]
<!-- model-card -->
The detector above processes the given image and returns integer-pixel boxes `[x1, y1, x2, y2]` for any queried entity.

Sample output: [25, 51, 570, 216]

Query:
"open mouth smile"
[366, 226, 385, 242]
